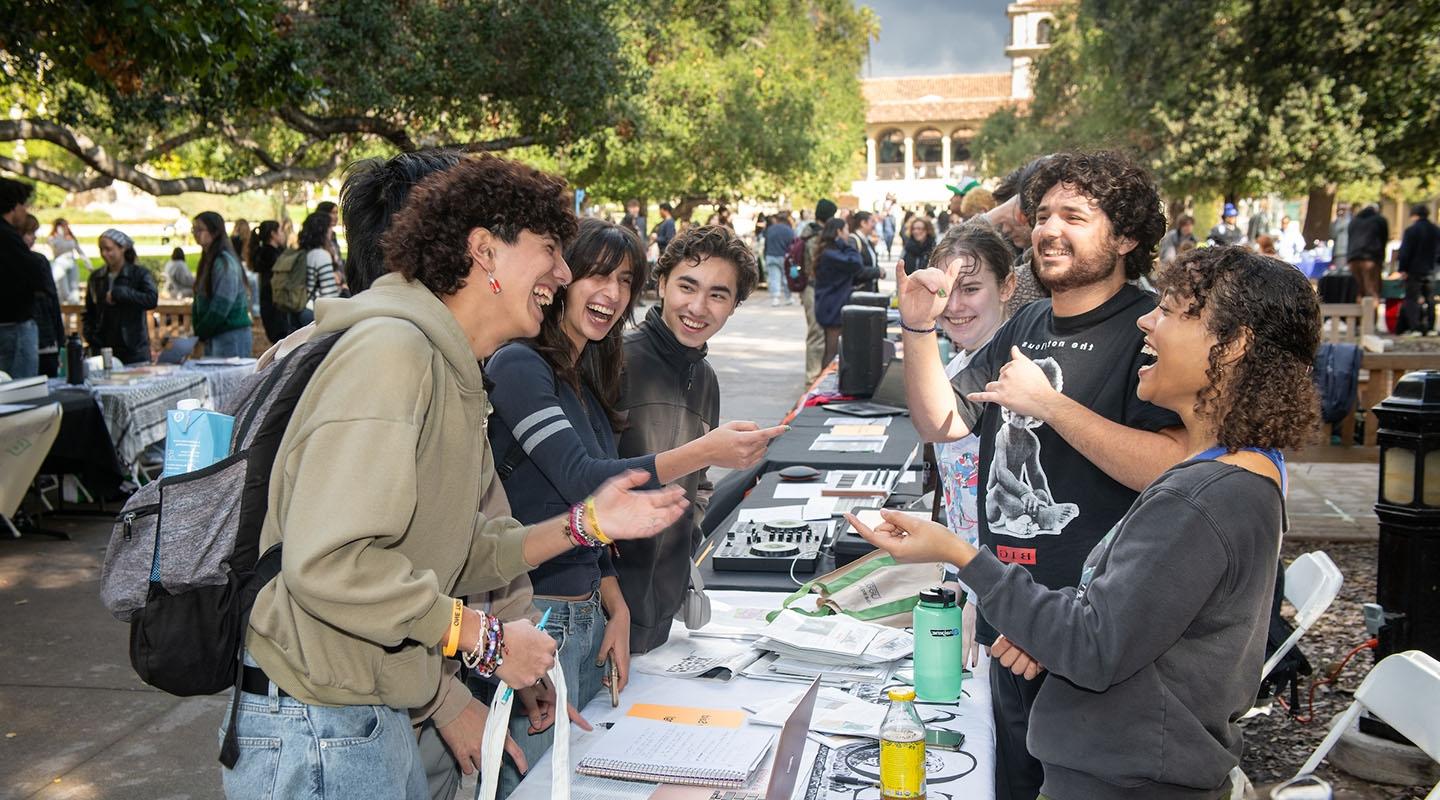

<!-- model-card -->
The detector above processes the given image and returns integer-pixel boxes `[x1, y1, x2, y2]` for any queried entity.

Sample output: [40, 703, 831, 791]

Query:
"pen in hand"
[501, 607, 553, 703]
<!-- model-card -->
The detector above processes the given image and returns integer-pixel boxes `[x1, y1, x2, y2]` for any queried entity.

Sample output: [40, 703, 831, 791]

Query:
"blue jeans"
[206, 326, 253, 358]
[764, 255, 790, 303]
[219, 656, 427, 799]
[0, 319, 39, 379]
[493, 590, 607, 799]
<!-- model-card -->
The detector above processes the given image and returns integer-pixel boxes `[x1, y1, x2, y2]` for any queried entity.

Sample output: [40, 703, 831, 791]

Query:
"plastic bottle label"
[880, 737, 926, 799]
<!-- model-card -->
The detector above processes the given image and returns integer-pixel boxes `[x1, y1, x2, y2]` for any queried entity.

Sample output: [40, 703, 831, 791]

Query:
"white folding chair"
[1262, 551, 1344, 681]
[1296, 650, 1440, 799]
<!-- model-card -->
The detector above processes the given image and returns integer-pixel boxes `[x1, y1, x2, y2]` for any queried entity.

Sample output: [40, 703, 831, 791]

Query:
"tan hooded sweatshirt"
[246, 272, 532, 711]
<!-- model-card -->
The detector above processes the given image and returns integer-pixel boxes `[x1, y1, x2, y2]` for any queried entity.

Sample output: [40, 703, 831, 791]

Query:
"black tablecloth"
[37, 389, 125, 497]
[759, 404, 921, 472]
[697, 469, 927, 592]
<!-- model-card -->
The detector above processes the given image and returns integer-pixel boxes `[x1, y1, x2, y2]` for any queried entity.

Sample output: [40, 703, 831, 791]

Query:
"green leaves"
[973, 0, 1440, 197]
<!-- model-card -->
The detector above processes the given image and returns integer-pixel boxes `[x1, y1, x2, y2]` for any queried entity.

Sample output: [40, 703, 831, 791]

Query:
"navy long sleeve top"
[486, 341, 660, 597]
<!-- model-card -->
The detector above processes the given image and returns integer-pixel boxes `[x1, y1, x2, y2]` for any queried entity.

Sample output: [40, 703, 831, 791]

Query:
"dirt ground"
[1239, 540, 1431, 799]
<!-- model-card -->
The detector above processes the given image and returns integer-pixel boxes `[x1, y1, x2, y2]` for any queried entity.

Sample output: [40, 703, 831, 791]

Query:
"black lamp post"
[1364, 371, 1440, 745]
[1371, 369, 1440, 664]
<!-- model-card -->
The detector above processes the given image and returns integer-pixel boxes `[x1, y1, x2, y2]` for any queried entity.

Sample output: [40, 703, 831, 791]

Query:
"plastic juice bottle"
[912, 586, 964, 701]
[879, 687, 926, 800]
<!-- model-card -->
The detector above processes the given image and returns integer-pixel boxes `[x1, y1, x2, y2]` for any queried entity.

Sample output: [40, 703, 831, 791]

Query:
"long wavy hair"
[193, 211, 237, 299]
[1155, 246, 1320, 450]
[532, 218, 648, 431]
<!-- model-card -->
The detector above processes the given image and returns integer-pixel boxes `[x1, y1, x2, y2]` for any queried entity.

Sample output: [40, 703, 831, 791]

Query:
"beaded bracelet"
[462, 610, 505, 676]
[566, 502, 591, 548]
[899, 320, 937, 335]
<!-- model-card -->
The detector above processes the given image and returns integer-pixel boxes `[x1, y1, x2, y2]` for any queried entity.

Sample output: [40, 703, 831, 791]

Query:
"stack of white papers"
[739, 653, 893, 686]
[689, 602, 776, 642]
[754, 610, 913, 665]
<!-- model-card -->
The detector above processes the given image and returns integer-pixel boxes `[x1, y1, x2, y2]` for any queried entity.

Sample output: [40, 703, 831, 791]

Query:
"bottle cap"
[918, 586, 956, 606]
[887, 687, 916, 702]
[177, 399, 202, 411]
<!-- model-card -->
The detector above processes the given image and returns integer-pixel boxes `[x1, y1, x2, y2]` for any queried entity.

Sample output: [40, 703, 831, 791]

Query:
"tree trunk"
[1303, 185, 1335, 246]
[672, 196, 709, 225]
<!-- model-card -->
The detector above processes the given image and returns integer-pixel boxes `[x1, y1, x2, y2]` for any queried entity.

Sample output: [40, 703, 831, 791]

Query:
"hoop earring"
[487, 272, 501, 294]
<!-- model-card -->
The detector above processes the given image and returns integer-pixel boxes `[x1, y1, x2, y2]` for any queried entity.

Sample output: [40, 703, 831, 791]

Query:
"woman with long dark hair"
[298, 211, 342, 303]
[851, 246, 1321, 800]
[83, 228, 158, 365]
[484, 218, 767, 795]
[248, 220, 296, 342]
[191, 211, 252, 357]
[812, 216, 879, 368]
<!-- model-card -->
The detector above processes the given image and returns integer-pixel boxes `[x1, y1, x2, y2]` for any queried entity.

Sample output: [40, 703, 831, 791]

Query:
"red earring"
[488, 273, 502, 294]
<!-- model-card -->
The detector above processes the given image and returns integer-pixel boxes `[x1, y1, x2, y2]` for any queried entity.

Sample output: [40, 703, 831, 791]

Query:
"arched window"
[949, 131, 972, 176]
[876, 129, 905, 164]
[914, 129, 944, 177]
[1036, 17, 1053, 45]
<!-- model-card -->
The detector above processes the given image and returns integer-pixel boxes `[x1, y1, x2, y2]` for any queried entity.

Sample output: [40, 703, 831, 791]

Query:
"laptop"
[649, 677, 822, 800]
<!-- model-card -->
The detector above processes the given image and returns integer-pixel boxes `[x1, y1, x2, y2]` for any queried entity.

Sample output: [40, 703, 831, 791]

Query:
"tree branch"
[0, 156, 113, 193]
[276, 107, 417, 151]
[0, 118, 344, 195]
[446, 134, 541, 152]
[135, 125, 208, 163]
[221, 124, 285, 171]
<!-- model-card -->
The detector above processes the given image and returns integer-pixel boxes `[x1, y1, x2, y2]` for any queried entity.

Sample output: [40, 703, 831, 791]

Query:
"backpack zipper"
[120, 503, 161, 541]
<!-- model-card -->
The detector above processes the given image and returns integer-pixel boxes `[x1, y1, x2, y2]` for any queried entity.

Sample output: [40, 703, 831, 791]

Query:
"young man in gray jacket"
[615, 225, 781, 652]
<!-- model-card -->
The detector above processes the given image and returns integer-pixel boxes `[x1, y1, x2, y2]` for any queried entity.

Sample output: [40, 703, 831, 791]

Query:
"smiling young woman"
[853, 246, 1321, 800]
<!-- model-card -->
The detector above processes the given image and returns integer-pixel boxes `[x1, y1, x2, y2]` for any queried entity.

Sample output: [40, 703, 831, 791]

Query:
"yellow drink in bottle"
[879, 688, 926, 800]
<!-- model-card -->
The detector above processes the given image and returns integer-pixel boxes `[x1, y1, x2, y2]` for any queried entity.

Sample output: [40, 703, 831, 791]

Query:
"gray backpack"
[99, 331, 343, 767]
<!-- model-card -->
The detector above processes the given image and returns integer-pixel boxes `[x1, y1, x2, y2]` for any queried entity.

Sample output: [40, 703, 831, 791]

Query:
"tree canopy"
[1, 0, 872, 204]
[972, 0, 1440, 202]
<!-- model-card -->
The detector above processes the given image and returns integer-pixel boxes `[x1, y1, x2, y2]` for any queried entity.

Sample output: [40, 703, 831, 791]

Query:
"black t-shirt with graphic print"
[949, 283, 1182, 645]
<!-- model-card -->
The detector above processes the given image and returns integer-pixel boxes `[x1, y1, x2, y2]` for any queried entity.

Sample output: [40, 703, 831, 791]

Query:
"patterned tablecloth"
[181, 359, 258, 415]
[50, 373, 210, 466]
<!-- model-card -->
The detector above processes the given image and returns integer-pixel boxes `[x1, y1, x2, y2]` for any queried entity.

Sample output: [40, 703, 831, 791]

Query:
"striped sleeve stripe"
[511, 406, 565, 441]
[521, 419, 572, 454]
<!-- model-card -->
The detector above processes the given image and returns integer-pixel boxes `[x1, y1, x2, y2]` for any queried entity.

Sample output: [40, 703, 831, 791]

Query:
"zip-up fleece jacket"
[246, 272, 533, 712]
[961, 459, 1282, 800]
[614, 306, 719, 652]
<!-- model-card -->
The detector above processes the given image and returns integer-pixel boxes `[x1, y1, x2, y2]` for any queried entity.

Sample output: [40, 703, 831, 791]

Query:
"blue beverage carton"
[163, 399, 235, 477]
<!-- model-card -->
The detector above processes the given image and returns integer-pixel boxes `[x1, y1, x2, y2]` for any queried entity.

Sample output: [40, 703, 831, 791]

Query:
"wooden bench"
[62, 303, 273, 359]
[1320, 298, 1379, 348]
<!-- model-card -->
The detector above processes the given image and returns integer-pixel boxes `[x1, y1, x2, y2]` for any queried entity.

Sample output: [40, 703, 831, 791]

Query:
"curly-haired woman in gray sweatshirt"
[851, 246, 1321, 800]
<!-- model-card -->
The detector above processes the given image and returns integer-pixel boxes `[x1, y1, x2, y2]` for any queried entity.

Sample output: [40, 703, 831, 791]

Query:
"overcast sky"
[862, 0, 1013, 76]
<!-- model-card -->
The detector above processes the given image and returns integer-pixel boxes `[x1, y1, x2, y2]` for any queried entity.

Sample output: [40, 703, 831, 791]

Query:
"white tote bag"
[477, 664, 570, 800]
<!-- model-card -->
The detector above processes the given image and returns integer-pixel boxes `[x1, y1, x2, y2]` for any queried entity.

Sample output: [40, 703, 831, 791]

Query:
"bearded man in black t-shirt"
[898, 151, 1188, 800]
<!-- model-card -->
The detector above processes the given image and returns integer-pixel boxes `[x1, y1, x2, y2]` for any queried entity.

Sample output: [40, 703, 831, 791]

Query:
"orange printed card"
[626, 704, 747, 728]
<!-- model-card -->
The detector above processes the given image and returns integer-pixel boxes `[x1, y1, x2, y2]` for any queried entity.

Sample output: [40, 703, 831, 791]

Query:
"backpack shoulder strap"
[496, 439, 528, 480]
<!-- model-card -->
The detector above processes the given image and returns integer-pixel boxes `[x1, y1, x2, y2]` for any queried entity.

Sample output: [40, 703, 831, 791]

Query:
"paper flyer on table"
[689, 602, 776, 641]
[630, 635, 765, 680]
[824, 416, 893, 427]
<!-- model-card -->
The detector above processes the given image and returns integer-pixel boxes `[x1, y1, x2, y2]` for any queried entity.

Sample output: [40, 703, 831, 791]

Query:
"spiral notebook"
[575, 716, 775, 788]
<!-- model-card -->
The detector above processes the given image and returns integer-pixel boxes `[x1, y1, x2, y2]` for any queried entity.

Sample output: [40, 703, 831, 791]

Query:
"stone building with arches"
[850, 1, 1059, 209]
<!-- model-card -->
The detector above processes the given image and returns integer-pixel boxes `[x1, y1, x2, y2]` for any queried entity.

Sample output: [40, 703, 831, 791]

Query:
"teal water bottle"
[912, 586, 963, 702]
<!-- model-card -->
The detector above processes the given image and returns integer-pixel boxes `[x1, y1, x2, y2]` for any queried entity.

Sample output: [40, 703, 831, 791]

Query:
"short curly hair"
[1155, 246, 1320, 451]
[654, 224, 759, 303]
[1020, 150, 1166, 281]
[382, 156, 576, 296]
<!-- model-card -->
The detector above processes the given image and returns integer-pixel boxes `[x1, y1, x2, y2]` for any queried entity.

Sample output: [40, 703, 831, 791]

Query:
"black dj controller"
[711, 518, 837, 573]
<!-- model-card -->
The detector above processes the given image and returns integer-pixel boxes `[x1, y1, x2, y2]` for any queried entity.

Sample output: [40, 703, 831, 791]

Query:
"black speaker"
[839, 305, 887, 396]
[848, 291, 890, 308]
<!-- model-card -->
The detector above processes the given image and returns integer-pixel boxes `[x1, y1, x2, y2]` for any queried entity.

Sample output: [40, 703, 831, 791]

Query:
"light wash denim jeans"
[206, 326, 253, 358]
[219, 654, 426, 799]
[764, 254, 790, 303]
[492, 589, 607, 799]
[0, 319, 39, 379]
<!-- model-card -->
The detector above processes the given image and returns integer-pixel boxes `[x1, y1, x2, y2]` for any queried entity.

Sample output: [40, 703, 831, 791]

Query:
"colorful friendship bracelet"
[584, 497, 613, 544]
[462, 610, 505, 676]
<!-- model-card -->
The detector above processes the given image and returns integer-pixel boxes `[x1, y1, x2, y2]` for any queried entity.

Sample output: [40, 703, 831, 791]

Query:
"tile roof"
[862, 73, 1017, 124]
